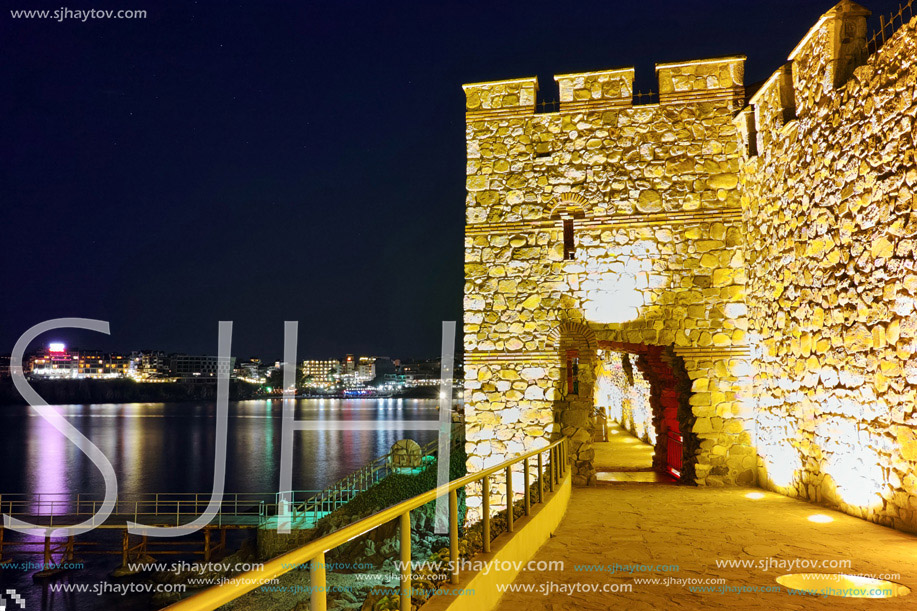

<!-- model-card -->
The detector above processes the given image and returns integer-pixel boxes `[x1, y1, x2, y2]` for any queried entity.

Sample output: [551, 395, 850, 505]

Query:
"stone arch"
[547, 193, 589, 220]
[546, 320, 600, 485]
[545, 320, 596, 351]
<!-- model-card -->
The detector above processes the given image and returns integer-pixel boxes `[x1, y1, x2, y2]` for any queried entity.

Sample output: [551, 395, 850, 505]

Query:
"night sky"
[0, 0, 900, 361]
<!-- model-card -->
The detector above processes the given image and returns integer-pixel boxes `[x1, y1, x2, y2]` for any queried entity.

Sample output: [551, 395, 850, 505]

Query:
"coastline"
[0, 378, 262, 406]
[0, 378, 441, 406]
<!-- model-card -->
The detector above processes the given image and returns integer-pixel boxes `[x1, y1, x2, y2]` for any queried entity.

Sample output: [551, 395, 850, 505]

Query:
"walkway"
[495, 424, 917, 609]
[593, 422, 674, 483]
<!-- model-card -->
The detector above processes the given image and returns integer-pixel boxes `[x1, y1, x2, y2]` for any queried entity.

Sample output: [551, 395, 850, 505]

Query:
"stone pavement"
[593, 424, 655, 472]
[495, 427, 917, 609]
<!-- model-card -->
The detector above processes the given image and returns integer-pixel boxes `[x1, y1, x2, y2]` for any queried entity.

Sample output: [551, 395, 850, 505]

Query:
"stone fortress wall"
[739, 1, 917, 531]
[462, 57, 754, 522]
[462, 0, 917, 530]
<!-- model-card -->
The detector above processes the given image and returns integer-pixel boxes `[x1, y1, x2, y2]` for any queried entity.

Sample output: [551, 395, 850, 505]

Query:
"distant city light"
[49, 342, 66, 353]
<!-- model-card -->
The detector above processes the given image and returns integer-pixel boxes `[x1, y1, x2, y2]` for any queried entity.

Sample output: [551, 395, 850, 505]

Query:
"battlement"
[746, 63, 795, 154]
[738, 0, 875, 157]
[553, 67, 634, 112]
[655, 56, 746, 104]
[462, 77, 539, 120]
[462, 56, 746, 118]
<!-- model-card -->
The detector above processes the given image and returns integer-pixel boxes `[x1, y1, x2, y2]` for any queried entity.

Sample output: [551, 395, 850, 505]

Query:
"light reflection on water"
[0, 399, 442, 611]
[1, 398, 440, 499]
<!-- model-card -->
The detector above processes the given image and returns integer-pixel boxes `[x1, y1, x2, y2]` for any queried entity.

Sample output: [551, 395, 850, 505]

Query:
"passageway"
[593, 422, 675, 483]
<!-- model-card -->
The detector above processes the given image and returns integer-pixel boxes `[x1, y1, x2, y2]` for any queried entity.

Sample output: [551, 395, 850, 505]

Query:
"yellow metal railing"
[165, 436, 569, 611]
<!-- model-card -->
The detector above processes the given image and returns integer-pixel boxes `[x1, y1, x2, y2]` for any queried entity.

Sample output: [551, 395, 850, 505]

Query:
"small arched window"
[566, 349, 579, 396]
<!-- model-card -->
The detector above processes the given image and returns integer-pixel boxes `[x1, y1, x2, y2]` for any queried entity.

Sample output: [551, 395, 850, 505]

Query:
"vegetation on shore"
[0, 378, 262, 406]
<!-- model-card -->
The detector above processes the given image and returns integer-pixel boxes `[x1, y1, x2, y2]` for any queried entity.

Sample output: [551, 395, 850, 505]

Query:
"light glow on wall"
[821, 430, 885, 510]
[578, 242, 660, 325]
[756, 411, 802, 490]
[582, 269, 645, 324]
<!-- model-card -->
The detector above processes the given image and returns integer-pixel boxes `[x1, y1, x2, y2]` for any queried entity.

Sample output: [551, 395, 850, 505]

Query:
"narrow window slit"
[563, 219, 575, 260]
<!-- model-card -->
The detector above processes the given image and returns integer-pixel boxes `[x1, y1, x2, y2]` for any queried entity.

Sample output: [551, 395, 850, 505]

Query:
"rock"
[636, 189, 663, 213]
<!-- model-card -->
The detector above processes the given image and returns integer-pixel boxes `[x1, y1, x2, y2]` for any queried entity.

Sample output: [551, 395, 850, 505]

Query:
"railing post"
[482, 476, 490, 553]
[537, 452, 544, 504]
[564, 439, 572, 475]
[505, 466, 513, 533]
[449, 489, 459, 585]
[400, 511, 411, 611]
[547, 449, 555, 493]
[311, 551, 327, 611]
[553, 446, 559, 485]
[523, 457, 530, 516]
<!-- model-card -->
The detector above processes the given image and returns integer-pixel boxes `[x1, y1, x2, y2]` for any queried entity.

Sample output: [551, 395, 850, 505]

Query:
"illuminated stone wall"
[739, 3, 917, 530]
[462, 60, 755, 520]
[461, 0, 917, 532]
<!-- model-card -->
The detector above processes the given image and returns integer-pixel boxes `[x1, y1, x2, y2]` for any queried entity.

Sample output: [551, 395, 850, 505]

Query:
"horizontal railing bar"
[0, 492, 316, 499]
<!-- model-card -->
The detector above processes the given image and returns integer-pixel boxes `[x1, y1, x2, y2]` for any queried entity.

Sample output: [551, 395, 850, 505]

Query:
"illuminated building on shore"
[235, 357, 266, 384]
[77, 352, 131, 379]
[300, 359, 340, 388]
[357, 357, 376, 381]
[170, 354, 235, 381]
[129, 351, 171, 381]
[30, 344, 135, 380]
[30, 343, 79, 378]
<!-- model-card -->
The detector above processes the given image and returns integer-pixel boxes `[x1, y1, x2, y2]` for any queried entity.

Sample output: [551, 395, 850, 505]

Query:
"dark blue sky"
[0, 0, 899, 360]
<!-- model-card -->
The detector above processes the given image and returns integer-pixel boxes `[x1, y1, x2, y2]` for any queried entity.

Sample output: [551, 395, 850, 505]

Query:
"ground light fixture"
[776, 573, 911, 598]
[807, 513, 834, 523]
